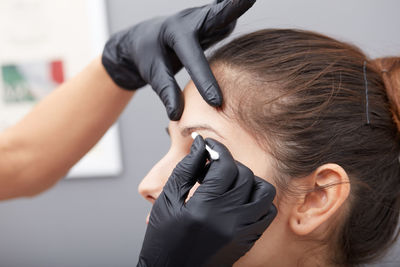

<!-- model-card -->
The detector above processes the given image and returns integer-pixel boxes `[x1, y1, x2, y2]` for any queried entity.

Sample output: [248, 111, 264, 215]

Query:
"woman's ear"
[288, 164, 350, 236]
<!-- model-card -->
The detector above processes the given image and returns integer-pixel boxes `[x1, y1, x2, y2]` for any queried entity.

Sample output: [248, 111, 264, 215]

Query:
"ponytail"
[372, 57, 400, 132]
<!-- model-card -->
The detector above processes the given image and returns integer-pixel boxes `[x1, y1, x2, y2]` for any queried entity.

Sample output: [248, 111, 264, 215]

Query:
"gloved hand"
[102, 0, 256, 120]
[138, 136, 277, 267]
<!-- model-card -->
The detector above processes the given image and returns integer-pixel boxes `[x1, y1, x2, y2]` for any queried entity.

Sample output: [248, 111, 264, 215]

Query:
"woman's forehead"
[169, 81, 228, 138]
[180, 81, 221, 125]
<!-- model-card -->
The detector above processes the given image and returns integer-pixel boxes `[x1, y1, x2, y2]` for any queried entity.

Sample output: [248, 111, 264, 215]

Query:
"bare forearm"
[0, 57, 134, 199]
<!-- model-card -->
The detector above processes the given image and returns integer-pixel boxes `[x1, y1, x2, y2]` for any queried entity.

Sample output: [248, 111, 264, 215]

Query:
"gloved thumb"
[163, 136, 208, 204]
[148, 61, 184, 120]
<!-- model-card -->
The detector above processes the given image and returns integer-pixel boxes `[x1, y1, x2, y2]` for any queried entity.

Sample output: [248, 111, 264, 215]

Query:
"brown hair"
[209, 29, 400, 266]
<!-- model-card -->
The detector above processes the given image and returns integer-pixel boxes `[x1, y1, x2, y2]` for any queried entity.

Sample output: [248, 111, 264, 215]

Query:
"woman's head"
[139, 29, 400, 266]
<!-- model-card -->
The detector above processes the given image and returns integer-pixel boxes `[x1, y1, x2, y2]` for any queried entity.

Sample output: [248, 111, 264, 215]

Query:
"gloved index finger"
[171, 36, 223, 107]
[194, 138, 238, 195]
[203, 0, 257, 32]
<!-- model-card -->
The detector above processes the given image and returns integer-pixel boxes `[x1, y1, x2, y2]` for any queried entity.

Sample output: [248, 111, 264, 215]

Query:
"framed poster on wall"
[0, 0, 122, 178]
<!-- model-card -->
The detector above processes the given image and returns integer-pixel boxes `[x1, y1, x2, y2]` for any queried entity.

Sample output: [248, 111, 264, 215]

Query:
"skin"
[0, 57, 134, 200]
[139, 80, 351, 266]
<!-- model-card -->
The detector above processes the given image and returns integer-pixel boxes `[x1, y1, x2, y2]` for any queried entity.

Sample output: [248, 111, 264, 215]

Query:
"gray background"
[0, 0, 400, 266]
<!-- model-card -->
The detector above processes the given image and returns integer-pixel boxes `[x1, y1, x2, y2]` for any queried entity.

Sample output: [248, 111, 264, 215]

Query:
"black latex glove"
[102, 0, 256, 120]
[138, 136, 277, 267]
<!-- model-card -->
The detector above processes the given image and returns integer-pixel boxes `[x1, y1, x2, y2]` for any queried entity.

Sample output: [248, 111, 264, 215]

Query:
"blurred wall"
[0, 0, 399, 266]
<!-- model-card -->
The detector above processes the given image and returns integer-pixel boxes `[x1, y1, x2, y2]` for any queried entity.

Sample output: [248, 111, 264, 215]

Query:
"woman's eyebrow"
[180, 124, 225, 139]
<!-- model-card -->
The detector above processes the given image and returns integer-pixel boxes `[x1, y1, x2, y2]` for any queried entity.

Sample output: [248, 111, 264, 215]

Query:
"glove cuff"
[102, 32, 146, 90]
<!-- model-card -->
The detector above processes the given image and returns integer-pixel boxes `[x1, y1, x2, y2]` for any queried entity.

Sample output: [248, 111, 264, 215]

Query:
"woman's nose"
[138, 170, 165, 204]
[138, 146, 188, 204]
[138, 157, 176, 204]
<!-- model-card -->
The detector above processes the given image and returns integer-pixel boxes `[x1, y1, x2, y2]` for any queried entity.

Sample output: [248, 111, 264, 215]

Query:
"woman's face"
[138, 81, 291, 266]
